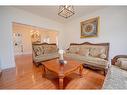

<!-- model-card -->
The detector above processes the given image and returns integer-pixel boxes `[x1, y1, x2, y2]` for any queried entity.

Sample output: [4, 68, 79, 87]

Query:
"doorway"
[12, 22, 58, 56]
[12, 22, 58, 75]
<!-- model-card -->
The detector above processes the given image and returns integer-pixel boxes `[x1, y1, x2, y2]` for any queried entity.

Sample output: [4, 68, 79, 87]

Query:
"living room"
[0, 1, 127, 94]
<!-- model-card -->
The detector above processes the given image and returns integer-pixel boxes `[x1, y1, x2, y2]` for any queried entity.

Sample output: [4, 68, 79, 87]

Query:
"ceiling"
[14, 6, 107, 23]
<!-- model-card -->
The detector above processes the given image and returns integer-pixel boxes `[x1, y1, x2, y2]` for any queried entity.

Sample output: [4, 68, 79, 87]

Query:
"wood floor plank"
[0, 54, 105, 89]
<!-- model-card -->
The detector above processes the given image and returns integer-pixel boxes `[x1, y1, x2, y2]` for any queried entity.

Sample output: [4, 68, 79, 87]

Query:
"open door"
[13, 32, 23, 55]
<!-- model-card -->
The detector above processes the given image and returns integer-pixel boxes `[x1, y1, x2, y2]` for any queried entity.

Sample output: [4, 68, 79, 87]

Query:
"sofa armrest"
[111, 55, 127, 65]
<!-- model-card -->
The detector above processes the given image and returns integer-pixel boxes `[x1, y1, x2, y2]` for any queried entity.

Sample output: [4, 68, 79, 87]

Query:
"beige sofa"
[32, 43, 59, 66]
[65, 42, 110, 75]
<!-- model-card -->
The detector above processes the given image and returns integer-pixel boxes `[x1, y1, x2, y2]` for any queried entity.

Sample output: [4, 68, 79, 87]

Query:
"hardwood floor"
[0, 54, 105, 89]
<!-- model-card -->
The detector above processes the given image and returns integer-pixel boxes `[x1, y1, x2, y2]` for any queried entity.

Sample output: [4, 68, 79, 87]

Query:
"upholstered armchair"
[112, 55, 127, 70]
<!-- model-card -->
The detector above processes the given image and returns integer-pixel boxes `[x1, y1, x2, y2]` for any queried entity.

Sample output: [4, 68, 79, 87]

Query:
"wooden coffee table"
[42, 59, 83, 89]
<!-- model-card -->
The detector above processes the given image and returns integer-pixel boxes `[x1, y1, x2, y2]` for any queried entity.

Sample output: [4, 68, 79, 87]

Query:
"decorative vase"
[58, 49, 64, 60]
[59, 53, 64, 60]
[59, 60, 64, 64]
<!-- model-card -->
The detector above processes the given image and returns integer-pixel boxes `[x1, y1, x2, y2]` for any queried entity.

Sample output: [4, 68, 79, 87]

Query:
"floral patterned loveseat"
[32, 43, 58, 66]
[65, 42, 110, 75]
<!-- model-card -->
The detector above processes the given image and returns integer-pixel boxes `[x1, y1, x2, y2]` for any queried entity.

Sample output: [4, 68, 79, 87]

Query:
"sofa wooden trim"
[69, 42, 110, 60]
[32, 42, 57, 45]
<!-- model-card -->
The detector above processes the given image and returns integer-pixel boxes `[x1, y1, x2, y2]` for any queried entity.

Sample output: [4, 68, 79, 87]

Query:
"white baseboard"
[1, 63, 15, 70]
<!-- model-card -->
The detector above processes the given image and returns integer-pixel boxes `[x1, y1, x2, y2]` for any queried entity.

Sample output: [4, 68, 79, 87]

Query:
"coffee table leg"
[79, 65, 83, 77]
[59, 78, 64, 89]
[42, 65, 46, 77]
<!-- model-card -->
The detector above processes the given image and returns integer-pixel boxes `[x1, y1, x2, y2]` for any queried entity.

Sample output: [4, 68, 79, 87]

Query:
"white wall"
[63, 6, 127, 60]
[0, 7, 64, 69]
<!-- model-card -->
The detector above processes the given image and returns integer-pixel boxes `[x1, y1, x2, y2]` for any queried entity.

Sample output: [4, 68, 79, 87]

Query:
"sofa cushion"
[65, 53, 108, 69]
[89, 47, 105, 58]
[100, 53, 106, 59]
[78, 48, 89, 56]
[34, 53, 59, 62]
[82, 56, 108, 68]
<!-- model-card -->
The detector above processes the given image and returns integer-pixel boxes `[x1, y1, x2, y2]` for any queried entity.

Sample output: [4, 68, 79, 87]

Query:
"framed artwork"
[80, 17, 99, 38]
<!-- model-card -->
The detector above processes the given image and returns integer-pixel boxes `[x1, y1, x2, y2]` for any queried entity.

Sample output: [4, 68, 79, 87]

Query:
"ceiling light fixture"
[58, 5, 75, 19]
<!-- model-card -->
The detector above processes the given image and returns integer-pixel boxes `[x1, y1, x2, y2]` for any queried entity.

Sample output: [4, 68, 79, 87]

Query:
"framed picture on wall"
[80, 17, 99, 38]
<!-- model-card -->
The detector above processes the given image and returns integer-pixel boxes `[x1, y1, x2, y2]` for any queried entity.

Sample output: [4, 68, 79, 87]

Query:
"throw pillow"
[100, 53, 106, 59]
[89, 48, 105, 57]
[78, 48, 89, 56]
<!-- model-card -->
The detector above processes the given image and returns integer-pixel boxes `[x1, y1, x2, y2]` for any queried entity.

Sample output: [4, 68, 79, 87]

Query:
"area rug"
[102, 65, 127, 89]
